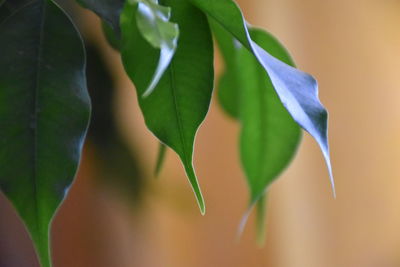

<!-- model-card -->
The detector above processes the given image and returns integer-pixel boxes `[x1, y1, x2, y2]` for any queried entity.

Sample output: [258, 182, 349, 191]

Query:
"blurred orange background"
[2, 0, 400, 266]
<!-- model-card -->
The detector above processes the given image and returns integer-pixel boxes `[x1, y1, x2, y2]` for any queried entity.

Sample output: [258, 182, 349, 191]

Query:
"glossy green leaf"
[238, 29, 302, 238]
[190, 0, 335, 195]
[135, 0, 177, 49]
[122, 0, 179, 97]
[77, 0, 125, 33]
[0, 1, 90, 266]
[237, 28, 302, 204]
[215, 25, 302, 238]
[121, 0, 213, 214]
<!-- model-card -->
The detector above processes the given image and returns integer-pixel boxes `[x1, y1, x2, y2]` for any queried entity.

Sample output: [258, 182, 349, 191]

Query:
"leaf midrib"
[255, 62, 268, 189]
[167, 53, 203, 212]
[205, 5, 322, 136]
[195, 0, 254, 53]
[168, 61, 189, 164]
[32, 0, 46, 240]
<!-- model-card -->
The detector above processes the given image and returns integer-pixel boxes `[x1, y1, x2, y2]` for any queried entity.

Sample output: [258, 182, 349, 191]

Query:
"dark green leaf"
[190, 0, 334, 195]
[122, 0, 179, 97]
[121, 0, 213, 214]
[77, 0, 124, 33]
[0, 1, 90, 266]
[0, 0, 30, 19]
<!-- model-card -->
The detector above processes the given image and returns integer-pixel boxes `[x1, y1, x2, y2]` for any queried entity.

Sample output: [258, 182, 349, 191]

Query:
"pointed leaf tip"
[236, 206, 253, 241]
[142, 45, 177, 97]
[322, 147, 336, 198]
[199, 199, 206, 215]
[252, 46, 335, 195]
[183, 162, 206, 215]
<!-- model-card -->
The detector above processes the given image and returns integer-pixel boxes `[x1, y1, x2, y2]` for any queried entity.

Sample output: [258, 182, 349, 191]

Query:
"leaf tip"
[321, 144, 336, 198]
[183, 161, 206, 215]
[140, 48, 176, 98]
[141, 83, 157, 98]
[194, 187, 206, 215]
[328, 162, 336, 199]
[200, 202, 206, 215]
[236, 207, 252, 241]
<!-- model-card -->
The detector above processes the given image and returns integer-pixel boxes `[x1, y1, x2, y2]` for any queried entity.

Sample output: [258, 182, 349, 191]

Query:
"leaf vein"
[32, 0, 46, 239]
[168, 61, 188, 163]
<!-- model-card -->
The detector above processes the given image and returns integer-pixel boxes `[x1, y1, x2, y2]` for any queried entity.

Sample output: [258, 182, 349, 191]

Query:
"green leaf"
[121, 0, 213, 214]
[0, 1, 91, 266]
[237, 28, 302, 204]
[190, 0, 335, 195]
[216, 26, 302, 238]
[155, 143, 167, 176]
[0, 0, 30, 18]
[122, 0, 179, 97]
[77, 0, 179, 97]
[77, 0, 125, 33]
[238, 28, 301, 239]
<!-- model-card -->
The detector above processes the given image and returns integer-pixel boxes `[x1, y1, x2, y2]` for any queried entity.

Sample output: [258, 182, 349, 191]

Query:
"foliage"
[0, 0, 333, 266]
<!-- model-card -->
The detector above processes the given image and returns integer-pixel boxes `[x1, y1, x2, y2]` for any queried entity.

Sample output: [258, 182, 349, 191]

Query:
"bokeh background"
[2, 0, 400, 266]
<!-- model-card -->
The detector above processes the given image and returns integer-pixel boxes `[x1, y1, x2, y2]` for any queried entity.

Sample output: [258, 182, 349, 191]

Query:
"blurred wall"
[2, 0, 400, 266]
[243, 0, 400, 266]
